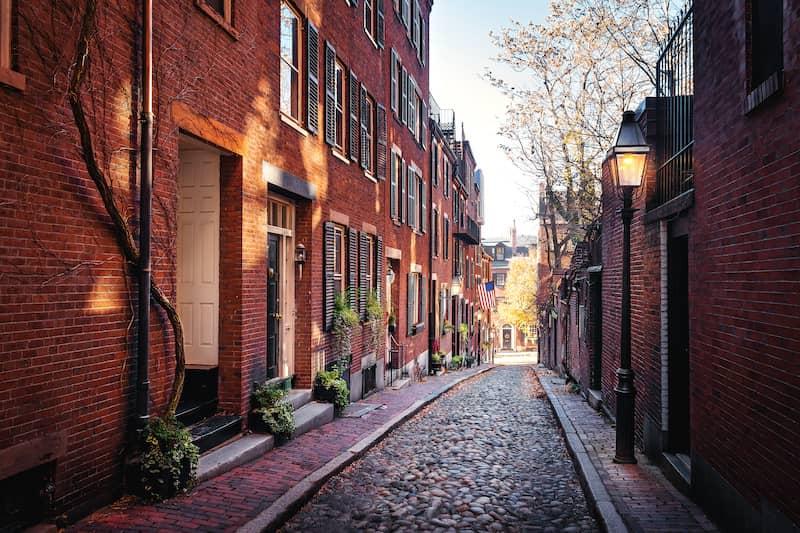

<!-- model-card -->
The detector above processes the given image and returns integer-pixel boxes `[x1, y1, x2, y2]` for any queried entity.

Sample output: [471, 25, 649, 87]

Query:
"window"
[363, 93, 375, 173]
[417, 173, 426, 233]
[432, 208, 439, 257]
[494, 273, 506, 287]
[364, 0, 374, 38]
[750, 0, 783, 90]
[407, 272, 424, 334]
[444, 216, 450, 259]
[407, 78, 417, 136]
[333, 225, 346, 295]
[407, 166, 416, 229]
[496, 246, 505, 260]
[390, 50, 400, 113]
[205, 0, 232, 23]
[280, 3, 301, 121]
[401, 0, 410, 31]
[368, 236, 377, 290]
[431, 142, 439, 187]
[0, 0, 22, 90]
[444, 159, 450, 197]
[334, 60, 345, 150]
[413, 1, 421, 51]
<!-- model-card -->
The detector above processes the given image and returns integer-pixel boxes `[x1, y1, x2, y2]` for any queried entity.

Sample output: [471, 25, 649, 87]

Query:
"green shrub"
[451, 354, 463, 369]
[252, 383, 295, 440]
[431, 352, 442, 364]
[315, 369, 350, 412]
[333, 292, 359, 361]
[139, 416, 199, 502]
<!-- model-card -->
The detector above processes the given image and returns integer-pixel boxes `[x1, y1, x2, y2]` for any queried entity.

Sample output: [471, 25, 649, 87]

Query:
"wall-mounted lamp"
[295, 243, 306, 279]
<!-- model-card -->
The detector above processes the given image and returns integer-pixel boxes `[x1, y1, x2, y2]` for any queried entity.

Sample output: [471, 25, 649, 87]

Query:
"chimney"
[511, 219, 517, 251]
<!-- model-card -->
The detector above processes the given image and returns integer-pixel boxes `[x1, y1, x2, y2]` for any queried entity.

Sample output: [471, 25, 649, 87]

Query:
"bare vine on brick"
[67, 0, 186, 415]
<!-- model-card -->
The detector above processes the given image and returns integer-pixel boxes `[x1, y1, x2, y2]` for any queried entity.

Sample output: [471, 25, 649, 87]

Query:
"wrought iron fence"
[656, 5, 694, 205]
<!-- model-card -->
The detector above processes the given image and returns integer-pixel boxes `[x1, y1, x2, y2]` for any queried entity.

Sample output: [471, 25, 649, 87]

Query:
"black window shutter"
[421, 178, 427, 233]
[359, 232, 369, 319]
[390, 153, 397, 218]
[306, 22, 320, 133]
[400, 162, 406, 223]
[360, 84, 369, 169]
[349, 70, 360, 161]
[324, 222, 336, 331]
[407, 167, 414, 228]
[421, 100, 428, 148]
[377, 0, 385, 48]
[420, 276, 426, 327]
[376, 237, 384, 301]
[348, 227, 358, 310]
[400, 67, 408, 125]
[407, 273, 414, 336]
[377, 104, 387, 180]
[324, 42, 336, 145]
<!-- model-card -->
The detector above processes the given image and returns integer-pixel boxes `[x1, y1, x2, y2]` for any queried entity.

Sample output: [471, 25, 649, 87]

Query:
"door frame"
[266, 197, 296, 380]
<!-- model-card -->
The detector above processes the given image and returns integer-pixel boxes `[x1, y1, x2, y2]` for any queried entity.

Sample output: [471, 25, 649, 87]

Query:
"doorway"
[177, 140, 221, 414]
[502, 325, 513, 350]
[668, 234, 690, 455]
[266, 198, 295, 380]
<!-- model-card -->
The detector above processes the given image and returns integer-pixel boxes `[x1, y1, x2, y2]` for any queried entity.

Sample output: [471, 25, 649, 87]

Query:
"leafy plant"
[333, 291, 359, 362]
[451, 354, 464, 369]
[139, 416, 199, 502]
[431, 352, 442, 364]
[252, 383, 295, 440]
[315, 369, 350, 412]
[365, 289, 383, 350]
[442, 320, 454, 333]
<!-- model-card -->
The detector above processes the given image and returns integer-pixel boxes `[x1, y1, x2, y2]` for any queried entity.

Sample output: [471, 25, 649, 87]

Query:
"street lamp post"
[608, 110, 649, 464]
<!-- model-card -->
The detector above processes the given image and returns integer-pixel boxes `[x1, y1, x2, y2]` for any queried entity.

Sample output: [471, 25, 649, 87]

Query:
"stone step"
[196, 434, 274, 483]
[188, 414, 241, 454]
[284, 389, 313, 411]
[291, 401, 334, 439]
[389, 377, 410, 390]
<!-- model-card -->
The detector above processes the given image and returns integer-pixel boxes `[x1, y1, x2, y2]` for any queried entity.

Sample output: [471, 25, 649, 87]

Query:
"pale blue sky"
[430, 0, 549, 241]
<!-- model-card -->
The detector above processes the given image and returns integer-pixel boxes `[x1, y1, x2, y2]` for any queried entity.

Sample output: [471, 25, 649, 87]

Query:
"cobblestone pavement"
[283, 365, 599, 532]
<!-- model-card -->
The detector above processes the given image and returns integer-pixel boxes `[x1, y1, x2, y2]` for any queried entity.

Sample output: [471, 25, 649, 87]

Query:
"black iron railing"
[656, 5, 694, 205]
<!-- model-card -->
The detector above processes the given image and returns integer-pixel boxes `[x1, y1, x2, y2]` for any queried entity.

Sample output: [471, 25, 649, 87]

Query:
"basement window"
[0, 0, 25, 90]
[745, 0, 783, 112]
[195, 0, 239, 39]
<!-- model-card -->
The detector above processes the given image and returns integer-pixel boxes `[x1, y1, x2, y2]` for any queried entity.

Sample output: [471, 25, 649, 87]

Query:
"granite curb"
[238, 365, 496, 533]
[536, 368, 629, 533]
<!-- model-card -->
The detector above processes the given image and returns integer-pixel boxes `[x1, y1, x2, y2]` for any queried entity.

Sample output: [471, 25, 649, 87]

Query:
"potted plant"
[138, 416, 199, 502]
[443, 320, 454, 334]
[387, 311, 397, 334]
[251, 383, 295, 444]
[465, 354, 475, 368]
[314, 369, 350, 413]
[458, 322, 469, 341]
[450, 354, 463, 370]
[430, 352, 443, 373]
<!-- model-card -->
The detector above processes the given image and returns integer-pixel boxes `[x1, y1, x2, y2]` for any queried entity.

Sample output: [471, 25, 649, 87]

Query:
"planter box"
[313, 384, 338, 404]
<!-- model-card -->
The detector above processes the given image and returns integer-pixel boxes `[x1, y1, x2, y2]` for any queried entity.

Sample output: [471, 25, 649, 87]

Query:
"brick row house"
[543, 1, 800, 530]
[0, 0, 487, 525]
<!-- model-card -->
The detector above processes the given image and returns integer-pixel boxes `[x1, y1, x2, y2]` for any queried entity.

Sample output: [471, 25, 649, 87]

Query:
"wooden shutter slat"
[420, 276, 426, 328]
[421, 177, 427, 233]
[359, 232, 369, 319]
[407, 273, 414, 336]
[376, 237, 384, 301]
[306, 22, 320, 133]
[324, 42, 336, 145]
[360, 84, 368, 169]
[348, 227, 358, 310]
[407, 167, 414, 228]
[400, 67, 408, 125]
[400, 162, 406, 223]
[324, 222, 336, 331]
[349, 70, 360, 161]
[377, 104, 387, 180]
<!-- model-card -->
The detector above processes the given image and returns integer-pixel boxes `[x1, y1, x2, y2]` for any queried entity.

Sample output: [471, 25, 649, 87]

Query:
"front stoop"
[197, 434, 274, 483]
[291, 402, 334, 439]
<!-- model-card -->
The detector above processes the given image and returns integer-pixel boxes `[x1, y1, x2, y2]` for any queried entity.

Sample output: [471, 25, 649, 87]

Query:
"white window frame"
[280, 2, 302, 121]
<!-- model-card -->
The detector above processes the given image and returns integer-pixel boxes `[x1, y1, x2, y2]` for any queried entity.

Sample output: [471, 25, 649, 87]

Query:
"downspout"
[136, 0, 153, 432]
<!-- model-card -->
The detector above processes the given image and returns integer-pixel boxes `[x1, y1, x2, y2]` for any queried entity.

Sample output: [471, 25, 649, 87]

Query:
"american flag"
[478, 281, 496, 310]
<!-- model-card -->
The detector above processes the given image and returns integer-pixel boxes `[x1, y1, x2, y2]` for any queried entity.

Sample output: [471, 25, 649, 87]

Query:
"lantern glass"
[614, 152, 647, 188]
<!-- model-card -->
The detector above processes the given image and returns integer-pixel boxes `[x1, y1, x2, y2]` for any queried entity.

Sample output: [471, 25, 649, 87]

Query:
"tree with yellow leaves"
[497, 255, 538, 334]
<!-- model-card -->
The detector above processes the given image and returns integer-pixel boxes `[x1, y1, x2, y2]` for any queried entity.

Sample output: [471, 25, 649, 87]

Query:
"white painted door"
[177, 150, 220, 367]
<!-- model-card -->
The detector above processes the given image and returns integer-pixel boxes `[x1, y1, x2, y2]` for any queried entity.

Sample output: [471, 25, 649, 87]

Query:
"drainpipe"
[136, 0, 153, 432]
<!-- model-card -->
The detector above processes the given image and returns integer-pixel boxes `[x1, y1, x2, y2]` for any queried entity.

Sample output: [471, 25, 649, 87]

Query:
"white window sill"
[331, 149, 350, 164]
[0, 67, 26, 91]
[280, 113, 309, 136]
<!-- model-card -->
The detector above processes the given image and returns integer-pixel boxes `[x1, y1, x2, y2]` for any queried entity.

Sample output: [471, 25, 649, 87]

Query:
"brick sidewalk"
[537, 369, 717, 533]
[73, 366, 493, 532]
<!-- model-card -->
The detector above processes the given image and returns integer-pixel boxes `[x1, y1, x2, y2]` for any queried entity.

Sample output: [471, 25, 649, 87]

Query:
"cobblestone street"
[283, 365, 599, 532]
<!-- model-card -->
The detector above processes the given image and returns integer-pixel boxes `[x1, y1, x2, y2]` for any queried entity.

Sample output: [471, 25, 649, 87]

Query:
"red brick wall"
[599, 109, 663, 449]
[0, 0, 431, 518]
[692, 1, 800, 524]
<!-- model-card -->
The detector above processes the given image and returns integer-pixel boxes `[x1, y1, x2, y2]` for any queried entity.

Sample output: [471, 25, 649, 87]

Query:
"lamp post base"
[613, 367, 637, 464]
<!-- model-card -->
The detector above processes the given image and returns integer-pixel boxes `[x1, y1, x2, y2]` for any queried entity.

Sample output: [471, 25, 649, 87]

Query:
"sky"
[429, 0, 550, 242]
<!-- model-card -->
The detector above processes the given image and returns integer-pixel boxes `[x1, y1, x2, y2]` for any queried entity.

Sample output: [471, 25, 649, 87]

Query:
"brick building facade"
[0, 0, 486, 524]
[543, 2, 800, 530]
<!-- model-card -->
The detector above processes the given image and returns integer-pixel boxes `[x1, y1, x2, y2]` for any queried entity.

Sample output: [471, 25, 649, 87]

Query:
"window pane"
[206, 0, 225, 17]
